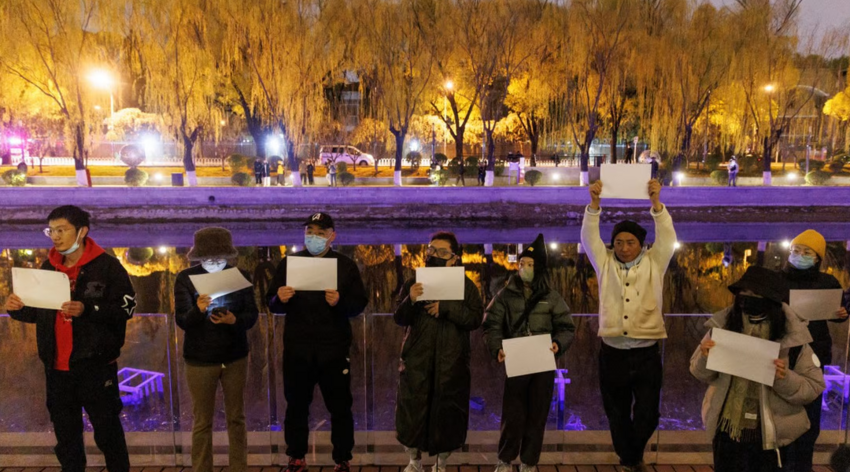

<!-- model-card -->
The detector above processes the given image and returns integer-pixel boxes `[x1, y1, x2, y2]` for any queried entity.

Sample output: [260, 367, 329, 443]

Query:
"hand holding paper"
[286, 256, 338, 291]
[789, 289, 844, 321]
[189, 268, 253, 300]
[12, 267, 71, 310]
[502, 334, 557, 378]
[416, 267, 465, 301]
[599, 164, 652, 200]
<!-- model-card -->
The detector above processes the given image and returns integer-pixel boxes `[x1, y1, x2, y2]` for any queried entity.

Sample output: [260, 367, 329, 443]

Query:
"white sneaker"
[519, 464, 536, 472]
[404, 461, 423, 472]
[429, 464, 445, 472]
[494, 461, 512, 472]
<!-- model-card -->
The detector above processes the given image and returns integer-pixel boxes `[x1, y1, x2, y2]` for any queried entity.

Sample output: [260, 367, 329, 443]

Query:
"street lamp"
[88, 69, 115, 126]
[763, 84, 776, 93]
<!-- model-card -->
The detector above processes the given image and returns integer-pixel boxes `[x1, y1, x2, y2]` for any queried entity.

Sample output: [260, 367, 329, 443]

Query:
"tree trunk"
[249, 125, 267, 159]
[530, 128, 539, 165]
[610, 123, 619, 164]
[392, 130, 405, 186]
[287, 137, 301, 187]
[484, 128, 496, 187]
[455, 129, 464, 162]
[762, 135, 772, 186]
[183, 131, 198, 187]
[72, 122, 90, 187]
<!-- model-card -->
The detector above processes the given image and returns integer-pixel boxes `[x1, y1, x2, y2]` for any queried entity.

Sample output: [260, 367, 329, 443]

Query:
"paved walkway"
[0, 465, 838, 472]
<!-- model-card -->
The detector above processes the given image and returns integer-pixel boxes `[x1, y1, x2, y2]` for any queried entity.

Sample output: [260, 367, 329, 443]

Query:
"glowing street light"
[444, 80, 454, 91]
[410, 139, 421, 152]
[781, 240, 791, 249]
[88, 69, 115, 124]
[763, 84, 776, 93]
[787, 172, 798, 181]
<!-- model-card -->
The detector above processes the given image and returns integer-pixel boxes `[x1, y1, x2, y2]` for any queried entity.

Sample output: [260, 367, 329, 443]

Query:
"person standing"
[5, 205, 136, 472]
[691, 267, 825, 472]
[299, 160, 308, 186]
[580, 180, 677, 472]
[394, 232, 484, 472]
[276, 161, 285, 186]
[174, 227, 259, 472]
[307, 160, 315, 185]
[728, 156, 739, 187]
[478, 161, 486, 186]
[266, 213, 368, 472]
[781, 230, 849, 472]
[625, 143, 634, 164]
[262, 159, 272, 187]
[455, 158, 466, 186]
[254, 157, 265, 186]
[483, 234, 576, 472]
[328, 162, 338, 187]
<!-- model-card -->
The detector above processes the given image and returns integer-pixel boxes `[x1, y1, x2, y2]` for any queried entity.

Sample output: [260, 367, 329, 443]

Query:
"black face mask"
[425, 256, 450, 268]
[739, 295, 774, 317]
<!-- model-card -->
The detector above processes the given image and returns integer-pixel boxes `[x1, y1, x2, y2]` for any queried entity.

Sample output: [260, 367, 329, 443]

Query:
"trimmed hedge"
[805, 170, 831, 186]
[2, 169, 26, 187]
[231, 172, 253, 186]
[339, 172, 355, 186]
[710, 170, 728, 185]
[524, 170, 543, 186]
[124, 168, 148, 187]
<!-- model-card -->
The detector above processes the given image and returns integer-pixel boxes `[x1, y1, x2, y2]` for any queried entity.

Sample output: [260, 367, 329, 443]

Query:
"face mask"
[519, 266, 535, 283]
[305, 234, 329, 255]
[201, 259, 227, 273]
[789, 253, 816, 270]
[425, 256, 450, 267]
[58, 230, 83, 256]
[739, 295, 773, 317]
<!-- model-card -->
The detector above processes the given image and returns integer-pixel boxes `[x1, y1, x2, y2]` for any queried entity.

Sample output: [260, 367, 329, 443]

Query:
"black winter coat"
[266, 249, 368, 354]
[394, 276, 483, 455]
[174, 264, 259, 364]
[9, 252, 136, 369]
[782, 265, 847, 365]
[483, 275, 575, 360]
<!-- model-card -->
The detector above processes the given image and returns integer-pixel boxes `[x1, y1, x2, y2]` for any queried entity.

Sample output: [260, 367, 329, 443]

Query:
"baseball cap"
[304, 212, 335, 229]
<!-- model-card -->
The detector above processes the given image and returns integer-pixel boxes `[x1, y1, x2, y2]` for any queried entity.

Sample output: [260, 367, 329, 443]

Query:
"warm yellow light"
[444, 80, 454, 91]
[89, 69, 114, 90]
[764, 84, 775, 93]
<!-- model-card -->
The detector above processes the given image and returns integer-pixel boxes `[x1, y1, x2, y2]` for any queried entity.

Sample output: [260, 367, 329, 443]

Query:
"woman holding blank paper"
[780, 229, 848, 472]
[174, 227, 258, 472]
[690, 266, 825, 472]
[483, 233, 575, 472]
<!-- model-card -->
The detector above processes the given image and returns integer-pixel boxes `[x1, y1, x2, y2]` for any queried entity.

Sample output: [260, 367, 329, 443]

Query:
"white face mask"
[201, 259, 227, 273]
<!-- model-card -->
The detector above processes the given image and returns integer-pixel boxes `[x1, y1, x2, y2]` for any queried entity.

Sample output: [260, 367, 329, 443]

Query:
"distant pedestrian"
[299, 160, 308, 186]
[262, 159, 272, 187]
[328, 162, 337, 187]
[625, 143, 634, 164]
[727, 157, 739, 187]
[478, 161, 486, 186]
[552, 153, 561, 167]
[307, 161, 315, 185]
[254, 157, 264, 186]
[456, 158, 466, 186]
[508, 159, 520, 185]
[277, 161, 286, 186]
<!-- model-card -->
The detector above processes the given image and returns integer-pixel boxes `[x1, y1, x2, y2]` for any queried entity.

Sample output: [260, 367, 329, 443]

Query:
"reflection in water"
[1, 234, 848, 442]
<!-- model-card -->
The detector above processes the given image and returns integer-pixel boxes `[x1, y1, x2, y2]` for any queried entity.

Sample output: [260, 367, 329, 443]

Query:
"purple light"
[8, 137, 22, 146]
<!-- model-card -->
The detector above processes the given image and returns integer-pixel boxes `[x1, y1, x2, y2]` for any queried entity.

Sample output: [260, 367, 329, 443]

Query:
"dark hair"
[47, 205, 91, 231]
[724, 294, 786, 341]
[430, 231, 460, 256]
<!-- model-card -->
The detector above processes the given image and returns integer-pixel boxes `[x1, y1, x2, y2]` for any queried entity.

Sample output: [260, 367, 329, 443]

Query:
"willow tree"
[359, 0, 435, 186]
[131, 0, 216, 186]
[554, 0, 632, 185]
[0, 0, 114, 186]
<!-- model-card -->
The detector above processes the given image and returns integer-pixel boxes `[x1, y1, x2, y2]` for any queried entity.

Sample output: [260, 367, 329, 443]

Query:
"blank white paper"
[706, 328, 781, 387]
[416, 267, 465, 301]
[189, 268, 253, 300]
[12, 267, 71, 310]
[502, 334, 557, 378]
[286, 256, 338, 291]
[790, 289, 844, 321]
[599, 164, 652, 200]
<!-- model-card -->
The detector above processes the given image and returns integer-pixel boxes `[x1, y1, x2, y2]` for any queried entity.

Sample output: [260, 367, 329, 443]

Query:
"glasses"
[43, 226, 76, 238]
[426, 246, 454, 259]
[789, 245, 817, 258]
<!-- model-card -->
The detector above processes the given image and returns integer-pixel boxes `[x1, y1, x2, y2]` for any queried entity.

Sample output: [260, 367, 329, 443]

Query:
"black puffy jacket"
[782, 264, 847, 365]
[9, 251, 136, 369]
[174, 264, 259, 364]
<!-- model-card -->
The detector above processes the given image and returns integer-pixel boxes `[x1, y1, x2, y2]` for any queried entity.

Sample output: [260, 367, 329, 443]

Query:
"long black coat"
[782, 265, 847, 365]
[394, 276, 483, 455]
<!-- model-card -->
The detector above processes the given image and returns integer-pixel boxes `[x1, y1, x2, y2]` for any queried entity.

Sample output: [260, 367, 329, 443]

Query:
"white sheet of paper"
[706, 328, 781, 387]
[12, 267, 71, 310]
[286, 256, 338, 291]
[790, 289, 844, 321]
[415, 267, 465, 301]
[502, 334, 557, 378]
[599, 164, 652, 199]
[189, 268, 253, 300]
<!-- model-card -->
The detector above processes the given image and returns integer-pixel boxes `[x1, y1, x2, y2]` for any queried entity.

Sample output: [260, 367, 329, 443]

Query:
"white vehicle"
[318, 145, 375, 167]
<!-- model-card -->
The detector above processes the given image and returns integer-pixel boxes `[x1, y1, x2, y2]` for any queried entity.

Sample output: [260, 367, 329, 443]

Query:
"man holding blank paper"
[780, 229, 849, 472]
[266, 212, 367, 472]
[483, 234, 575, 472]
[394, 231, 483, 472]
[580, 179, 676, 472]
[690, 267, 824, 472]
[5, 205, 136, 472]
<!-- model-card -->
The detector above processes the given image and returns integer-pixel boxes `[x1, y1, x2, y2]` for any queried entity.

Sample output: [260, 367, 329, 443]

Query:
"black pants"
[498, 370, 555, 466]
[301, 173, 308, 185]
[283, 347, 354, 463]
[45, 363, 129, 472]
[784, 376, 823, 471]
[308, 173, 314, 185]
[714, 431, 785, 472]
[599, 342, 662, 467]
[255, 173, 263, 184]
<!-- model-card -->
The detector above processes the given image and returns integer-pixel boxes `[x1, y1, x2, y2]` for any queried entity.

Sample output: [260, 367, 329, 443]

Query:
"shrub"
[710, 170, 728, 185]
[119, 144, 146, 167]
[231, 172, 253, 186]
[464, 156, 479, 168]
[339, 172, 355, 186]
[828, 158, 845, 174]
[705, 154, 723, 172]
[524, 170, 543, 186]
[494, 161, 506, 176]
[805, 170, 831, 186]
[124, 168, 148, 187]
[126, 247, 154, 265]
[337, 162, 348, 174]
[798, 159, 826, 172]
[227, 154, 248, 172]
[739, 155, 758, 173]
[432, 153, 448, 166]
[2, 169, 26, 187]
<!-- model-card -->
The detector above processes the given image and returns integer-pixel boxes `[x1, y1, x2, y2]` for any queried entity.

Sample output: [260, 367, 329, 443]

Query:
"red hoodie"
[48, 238, 106, 371]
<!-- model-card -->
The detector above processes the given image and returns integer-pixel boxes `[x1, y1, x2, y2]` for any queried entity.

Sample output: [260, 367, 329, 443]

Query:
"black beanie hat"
[519, 233, 548, 270]
[611, 220, 647, 247]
